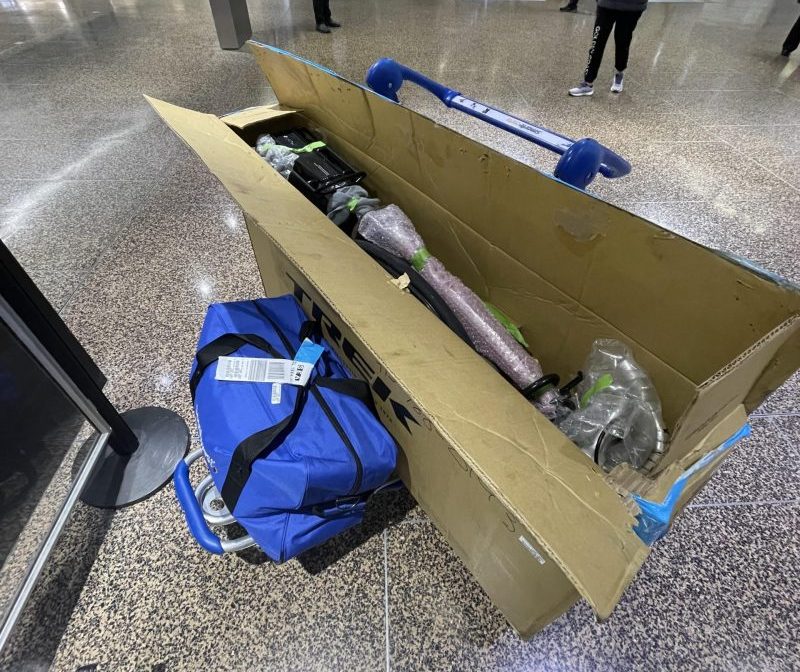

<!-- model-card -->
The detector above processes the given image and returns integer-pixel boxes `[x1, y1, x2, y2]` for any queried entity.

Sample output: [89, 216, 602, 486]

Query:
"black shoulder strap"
[299, 319, 321, 343]
[190, 333, 280, 401]
[315, 376, 372, 404]
[221, 385, 309, 512]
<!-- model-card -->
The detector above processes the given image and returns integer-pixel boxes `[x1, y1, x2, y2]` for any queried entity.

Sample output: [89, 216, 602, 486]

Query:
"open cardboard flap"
[144, 42, 800, 630]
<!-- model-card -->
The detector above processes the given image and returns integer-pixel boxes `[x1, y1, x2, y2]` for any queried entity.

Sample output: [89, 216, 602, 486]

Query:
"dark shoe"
[316, 23, 331, 33]
[325, 19, 341, 27]
[560, 3, 578, 11]
[781, 48, 791, 56]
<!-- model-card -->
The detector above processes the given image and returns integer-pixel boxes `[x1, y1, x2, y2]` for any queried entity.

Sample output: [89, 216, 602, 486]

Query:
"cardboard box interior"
[227, 88, 800, 472]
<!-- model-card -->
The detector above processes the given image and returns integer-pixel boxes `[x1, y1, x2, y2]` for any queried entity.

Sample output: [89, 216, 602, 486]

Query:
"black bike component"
[559, 371, 584, 396]
[355, 240, 474, 348]
[271, 127, 321, 150]
[522, 373, 561, 401]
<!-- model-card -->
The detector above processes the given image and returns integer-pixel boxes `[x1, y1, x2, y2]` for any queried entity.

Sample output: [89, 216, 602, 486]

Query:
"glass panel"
[0, 319, 101, 627]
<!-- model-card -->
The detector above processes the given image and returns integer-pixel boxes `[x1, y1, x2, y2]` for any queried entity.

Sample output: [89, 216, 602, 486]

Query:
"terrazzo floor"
[1, 0, 799, 670]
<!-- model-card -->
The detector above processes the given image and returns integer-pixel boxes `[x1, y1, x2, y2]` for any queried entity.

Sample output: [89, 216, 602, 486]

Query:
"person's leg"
[584, 7, 615, 83]
[324, 0, 341, 27]
[313, 0, 325, 24]
[613, 10, 643, 73]
[783, 14, 800, 55]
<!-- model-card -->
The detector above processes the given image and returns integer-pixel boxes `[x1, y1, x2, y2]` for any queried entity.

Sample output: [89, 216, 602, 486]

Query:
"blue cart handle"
[365, 58, 631, 190]
[174, 452, 225, 554]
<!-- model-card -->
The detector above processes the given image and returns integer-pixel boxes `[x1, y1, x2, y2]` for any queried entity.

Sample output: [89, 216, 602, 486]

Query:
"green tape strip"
[296, 140, 326, 153]
[484, 303, 529, 348]
[580, 373, 614, 409]
[410, 248, 431, 271]
[256, 140, 326, 154]
[346, 197, 360, 212]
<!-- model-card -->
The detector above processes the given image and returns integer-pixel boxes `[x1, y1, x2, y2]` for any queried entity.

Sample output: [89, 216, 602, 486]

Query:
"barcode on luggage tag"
[215, 356, 312, 386]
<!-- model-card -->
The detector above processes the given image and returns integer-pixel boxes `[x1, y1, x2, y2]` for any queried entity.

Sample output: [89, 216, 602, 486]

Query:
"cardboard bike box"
[148, 43, 800, 637]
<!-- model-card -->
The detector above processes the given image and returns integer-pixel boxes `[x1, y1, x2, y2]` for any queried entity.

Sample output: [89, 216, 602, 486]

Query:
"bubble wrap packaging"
[255, 134, 298, 178]
[558, 339, 668, 472]
[359, 205, 560, 418]
[327, 186, 381, 226]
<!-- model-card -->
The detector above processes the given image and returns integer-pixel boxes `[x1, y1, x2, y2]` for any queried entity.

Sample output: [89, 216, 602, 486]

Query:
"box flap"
[144, 95, 321, 231]
[665, 316, 800, 467]
[146, 89, 650, 618]
[221, 104, 297, 130]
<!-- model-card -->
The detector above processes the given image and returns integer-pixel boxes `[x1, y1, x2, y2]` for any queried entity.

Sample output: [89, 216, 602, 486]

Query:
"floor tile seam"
[383, 528, 390, 672]
[723, 141, 800, 195]
[701, 123, 800, 128]
[687, 498, 800, 510]
[750, 412, 800, 418]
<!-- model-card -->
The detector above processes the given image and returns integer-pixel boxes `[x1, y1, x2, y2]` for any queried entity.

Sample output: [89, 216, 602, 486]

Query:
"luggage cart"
[174, 449, 256, 555]
[365, 58, 631, 191]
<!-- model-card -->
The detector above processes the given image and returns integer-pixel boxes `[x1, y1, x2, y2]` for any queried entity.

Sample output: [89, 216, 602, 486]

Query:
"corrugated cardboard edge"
[665, 315, 799, 466]
[221, 104, 297, 129]
[143, 92, 650, 620]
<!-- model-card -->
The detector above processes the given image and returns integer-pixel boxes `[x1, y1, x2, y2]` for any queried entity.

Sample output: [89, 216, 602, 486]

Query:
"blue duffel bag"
[173, 295, 398, 561]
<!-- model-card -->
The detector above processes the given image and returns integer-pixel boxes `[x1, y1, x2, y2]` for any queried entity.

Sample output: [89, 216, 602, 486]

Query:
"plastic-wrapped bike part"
[255, 134, 299, 178]
[327, 185, 381, 229]
[358, 204, 560, 418]
[356, 240, 473, 348]
[558, 339, 668, 472]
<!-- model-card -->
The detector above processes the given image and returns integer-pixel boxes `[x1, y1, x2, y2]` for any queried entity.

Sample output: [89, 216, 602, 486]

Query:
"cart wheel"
[201, 484, 229, 518]
[196, 474, 235, 525]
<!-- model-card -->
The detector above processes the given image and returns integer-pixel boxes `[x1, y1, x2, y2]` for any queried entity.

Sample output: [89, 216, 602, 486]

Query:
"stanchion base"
[80, 406, 189, 509]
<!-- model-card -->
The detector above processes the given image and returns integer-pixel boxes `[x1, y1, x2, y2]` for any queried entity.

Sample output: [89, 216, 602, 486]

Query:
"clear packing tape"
[558, 339, 668, 472]
[358, 205, 560, 418]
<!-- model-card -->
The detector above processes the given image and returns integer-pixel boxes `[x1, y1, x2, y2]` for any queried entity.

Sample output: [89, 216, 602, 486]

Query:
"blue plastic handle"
[174, 459, 224, 555]
[365, 58, 631, 190]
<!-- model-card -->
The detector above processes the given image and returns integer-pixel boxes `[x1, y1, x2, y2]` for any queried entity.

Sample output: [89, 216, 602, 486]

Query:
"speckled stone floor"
[1, 0, 799, 670]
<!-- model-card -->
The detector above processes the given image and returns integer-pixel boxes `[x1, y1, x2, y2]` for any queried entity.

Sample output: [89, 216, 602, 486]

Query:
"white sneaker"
[611, 71, 624, 93]
[568, 82, 594, 97]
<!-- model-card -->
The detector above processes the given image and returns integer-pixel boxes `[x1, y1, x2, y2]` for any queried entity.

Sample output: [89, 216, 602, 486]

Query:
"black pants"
[584, 7, 643, 84]
[784, 14, 800, 54]
[313, 0, 331, 24]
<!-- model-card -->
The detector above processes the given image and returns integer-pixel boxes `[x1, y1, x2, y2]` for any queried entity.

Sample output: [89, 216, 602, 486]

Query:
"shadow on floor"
[0, 504, 114, 672]
[0, 432, 120, 671]
[230, 486, 419, 572]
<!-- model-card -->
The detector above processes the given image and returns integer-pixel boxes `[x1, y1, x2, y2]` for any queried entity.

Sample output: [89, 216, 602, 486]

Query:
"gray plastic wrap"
[558, 339, 668, 472]
[327, 186, 382, 226]
[358, 205, 560, 418]
[255, 134, 298, 178]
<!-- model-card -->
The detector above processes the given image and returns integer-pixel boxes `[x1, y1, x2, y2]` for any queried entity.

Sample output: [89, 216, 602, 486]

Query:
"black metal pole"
[0, 240, 187, 508]
[0, 242, 139, 455]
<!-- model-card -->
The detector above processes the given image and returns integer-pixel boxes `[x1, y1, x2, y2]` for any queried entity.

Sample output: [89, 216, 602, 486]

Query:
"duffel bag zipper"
[253, 301, 363, 495]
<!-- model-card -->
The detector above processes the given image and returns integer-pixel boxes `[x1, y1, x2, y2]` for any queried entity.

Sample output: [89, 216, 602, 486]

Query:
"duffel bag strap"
[221, 384, 309, 512]
[298, 319, 322, 343]
[190, 332, 281, 401]
[310, 478, 403, 518]
[315, 376, 374, 407]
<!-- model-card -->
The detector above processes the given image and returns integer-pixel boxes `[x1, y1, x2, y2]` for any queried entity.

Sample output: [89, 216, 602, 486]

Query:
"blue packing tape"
[631, 424, 751, 545]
